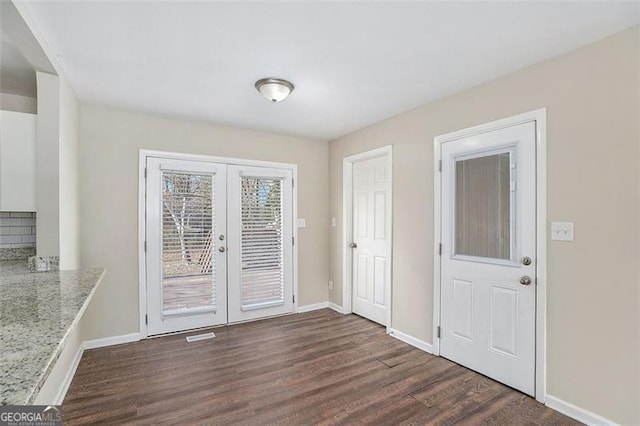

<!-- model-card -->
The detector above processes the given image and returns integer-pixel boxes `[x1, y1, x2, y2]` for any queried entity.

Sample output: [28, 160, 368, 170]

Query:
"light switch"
[551, 222, 574, 241]
[297, 218, 306, 228]
[331, 217, 337, 227]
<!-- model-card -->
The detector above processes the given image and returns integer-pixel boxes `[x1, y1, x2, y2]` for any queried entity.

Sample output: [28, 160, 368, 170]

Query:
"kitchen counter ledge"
[0, 260, 105, 405]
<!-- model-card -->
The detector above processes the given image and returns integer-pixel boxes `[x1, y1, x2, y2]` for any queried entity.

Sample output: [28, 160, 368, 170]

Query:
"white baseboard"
[388, 328, 433, 354]
[297, 302, 329, 313]
[83, 332, 141, 350]
[328, 302, 343, 313]
[546, 394, 618, 426]
[54, 332, 141, 404]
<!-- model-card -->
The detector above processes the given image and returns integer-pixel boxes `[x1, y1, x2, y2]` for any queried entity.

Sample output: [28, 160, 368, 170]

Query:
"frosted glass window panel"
[454, 153, 511, 260]
[161, 171, 215, 313]
[241, 177, 285, 310]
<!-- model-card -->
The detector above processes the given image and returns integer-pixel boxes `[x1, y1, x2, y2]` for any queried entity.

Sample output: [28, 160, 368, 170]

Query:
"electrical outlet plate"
[297, 218, 306, 228]
[551, 222, 574, 241]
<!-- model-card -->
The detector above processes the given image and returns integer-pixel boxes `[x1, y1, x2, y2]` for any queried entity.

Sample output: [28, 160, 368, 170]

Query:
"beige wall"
[79, 105, 329, 339]
[329, 26, 639, 424]
[58, 75, 81, 270]
[34, 72, 82, 269]
[35, 71, 59, 257]
[0, 93, 37, 114]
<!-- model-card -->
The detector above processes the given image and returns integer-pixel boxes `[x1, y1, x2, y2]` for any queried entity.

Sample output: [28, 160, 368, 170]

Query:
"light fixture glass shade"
[255, 78, 294, 102]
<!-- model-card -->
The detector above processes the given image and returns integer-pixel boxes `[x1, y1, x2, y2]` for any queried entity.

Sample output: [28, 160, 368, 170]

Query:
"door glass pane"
[454, 152, 511, 260]
[161, 171, 215, 313]
[241, 177, 284, 310]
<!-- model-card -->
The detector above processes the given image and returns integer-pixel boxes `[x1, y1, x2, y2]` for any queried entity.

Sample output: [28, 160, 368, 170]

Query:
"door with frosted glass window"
[440, 121, 536, 396]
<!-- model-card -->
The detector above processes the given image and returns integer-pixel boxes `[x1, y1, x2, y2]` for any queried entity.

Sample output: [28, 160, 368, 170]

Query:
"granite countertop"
[0, 260, 105, 405]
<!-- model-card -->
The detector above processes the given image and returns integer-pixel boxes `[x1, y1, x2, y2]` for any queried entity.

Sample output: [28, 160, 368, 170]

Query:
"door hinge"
[292, 294, 295, 303]
[292, 236, 295, 245]
[144, 241, 147, 252]
[438, 160, 442, 172]
[145, 314, 148, 325]
[438, 243, 442, 255]
[144, 167, 147, 179]
[437, 326, 441, 338]
[292, 179, 295, 188]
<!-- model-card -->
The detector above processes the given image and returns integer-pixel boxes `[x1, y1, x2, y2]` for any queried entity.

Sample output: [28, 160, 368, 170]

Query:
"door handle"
[349, 242, 357, 249]
[218, 246, 226, 253]
[519, 275, 532, 286]
[521, 256, 532, 266]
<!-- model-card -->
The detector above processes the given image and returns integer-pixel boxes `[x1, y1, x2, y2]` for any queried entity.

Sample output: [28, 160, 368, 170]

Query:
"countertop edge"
[24, 268, 107, 404]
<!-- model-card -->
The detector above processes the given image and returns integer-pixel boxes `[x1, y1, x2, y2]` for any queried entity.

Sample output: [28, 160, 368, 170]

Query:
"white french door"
[146, 158, 228, 335]
[227, 166, 294, 323]
[439, 121, 537, 396]
[145, 157, 294, 336]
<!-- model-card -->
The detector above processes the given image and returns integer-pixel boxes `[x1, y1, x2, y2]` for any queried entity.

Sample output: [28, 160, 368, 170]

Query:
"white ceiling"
[20, 1, 640, 140]
[0, 30, 37, 97]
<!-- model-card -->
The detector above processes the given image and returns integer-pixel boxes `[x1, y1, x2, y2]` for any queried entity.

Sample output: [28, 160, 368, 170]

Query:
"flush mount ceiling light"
[255, 78, 294, 103]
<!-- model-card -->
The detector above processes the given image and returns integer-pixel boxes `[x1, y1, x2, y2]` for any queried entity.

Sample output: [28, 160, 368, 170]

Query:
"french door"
[439, 121, 537, 396]
[227, 165, 293, 323]
[146, 157, 294, 336]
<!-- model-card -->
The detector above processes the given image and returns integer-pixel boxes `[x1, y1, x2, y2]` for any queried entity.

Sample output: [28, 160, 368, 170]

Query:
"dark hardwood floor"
[63, 309, 580, 425]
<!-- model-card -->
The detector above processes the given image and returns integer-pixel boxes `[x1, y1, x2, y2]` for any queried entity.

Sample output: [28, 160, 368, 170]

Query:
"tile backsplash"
[0, 212, 36, 248]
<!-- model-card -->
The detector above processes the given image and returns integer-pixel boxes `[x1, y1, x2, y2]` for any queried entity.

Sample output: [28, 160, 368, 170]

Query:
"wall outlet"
[328, 280, 333, 290]
[297, 218, 306, 228]
[331, 217, 336, 227]
[551, 221, 574, 241]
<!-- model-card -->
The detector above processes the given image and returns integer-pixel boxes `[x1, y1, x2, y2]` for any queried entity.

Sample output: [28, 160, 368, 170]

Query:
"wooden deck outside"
[162, 269, 283, 312]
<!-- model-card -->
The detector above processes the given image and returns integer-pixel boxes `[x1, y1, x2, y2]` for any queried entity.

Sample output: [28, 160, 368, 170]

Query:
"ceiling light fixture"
[255, 78, 294, 103]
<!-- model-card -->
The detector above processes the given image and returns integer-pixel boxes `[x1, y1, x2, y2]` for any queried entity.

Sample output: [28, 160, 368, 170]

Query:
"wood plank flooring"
[63, 310, 580, 425]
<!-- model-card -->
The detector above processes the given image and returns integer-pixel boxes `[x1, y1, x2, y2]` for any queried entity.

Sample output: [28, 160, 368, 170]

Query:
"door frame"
[138, 149, 298, 339]
[342, 145, 393, 332]
[432, 109, 547, 403]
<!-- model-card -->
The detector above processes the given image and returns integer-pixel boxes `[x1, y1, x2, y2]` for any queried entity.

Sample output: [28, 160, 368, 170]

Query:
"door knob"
[218, 246, 226, 253]
[519, 275, 532, 286]
[349, 242, 358, 249]
[521, 256, 532, 266]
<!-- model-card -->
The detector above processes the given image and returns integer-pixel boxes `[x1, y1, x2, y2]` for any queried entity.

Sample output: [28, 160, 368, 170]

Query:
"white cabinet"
[0, 110, 37, 211]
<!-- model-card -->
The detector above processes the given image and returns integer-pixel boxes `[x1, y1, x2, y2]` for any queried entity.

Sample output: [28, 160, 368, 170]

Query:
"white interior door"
[351, 155, 390, 325]
[146, 158, 228, 335]
[440, 121, 537, 396]
[227, 165, 294, 323]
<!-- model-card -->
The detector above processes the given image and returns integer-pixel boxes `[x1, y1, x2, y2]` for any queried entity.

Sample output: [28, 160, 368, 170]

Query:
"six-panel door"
[351, 155, 390, 326]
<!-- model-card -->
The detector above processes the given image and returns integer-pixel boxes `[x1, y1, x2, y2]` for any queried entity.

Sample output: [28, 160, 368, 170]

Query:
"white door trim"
[138, 149, 298, 339]
[432, 109, 547, 403]
[342, 145, 393, 332]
